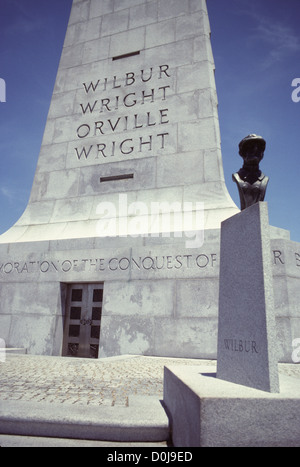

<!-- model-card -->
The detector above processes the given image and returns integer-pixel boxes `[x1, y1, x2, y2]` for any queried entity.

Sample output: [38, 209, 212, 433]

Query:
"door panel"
[62, 283, 103, 358]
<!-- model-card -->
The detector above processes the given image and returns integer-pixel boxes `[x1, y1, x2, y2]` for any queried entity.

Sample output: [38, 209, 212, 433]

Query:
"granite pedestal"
[163, 365, 300, 447]
[217, 202, 279, 392]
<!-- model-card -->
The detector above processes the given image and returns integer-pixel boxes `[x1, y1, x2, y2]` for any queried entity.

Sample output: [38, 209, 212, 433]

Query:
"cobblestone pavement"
[0, 354, 299, 408]
[0, 354, 215, 407]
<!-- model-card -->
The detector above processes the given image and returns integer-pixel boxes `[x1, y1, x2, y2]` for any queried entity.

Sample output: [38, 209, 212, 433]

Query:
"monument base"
[163, 365, 300, 447]
[0, 225, 299, 361]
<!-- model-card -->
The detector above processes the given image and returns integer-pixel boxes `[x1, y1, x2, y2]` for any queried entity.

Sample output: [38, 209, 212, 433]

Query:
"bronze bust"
[232, 134, 269, 210]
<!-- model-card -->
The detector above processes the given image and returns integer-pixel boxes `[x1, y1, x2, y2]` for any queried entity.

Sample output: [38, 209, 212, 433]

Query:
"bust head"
[239, 134, 266, 168]
[233, 134, 269, 210]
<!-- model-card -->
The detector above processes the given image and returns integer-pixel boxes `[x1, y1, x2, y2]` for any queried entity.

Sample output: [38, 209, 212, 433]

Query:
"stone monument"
[217, 202, 279, 393]
[217, 138, 278, 392]
[0, 0, 299, 362]
[163, 201, 300, 447]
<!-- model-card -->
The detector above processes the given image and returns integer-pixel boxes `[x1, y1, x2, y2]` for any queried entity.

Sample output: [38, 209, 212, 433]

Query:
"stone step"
[0, 434, 169, 448]
[5, 348, 27, 355]
[0, 396, 170, 444]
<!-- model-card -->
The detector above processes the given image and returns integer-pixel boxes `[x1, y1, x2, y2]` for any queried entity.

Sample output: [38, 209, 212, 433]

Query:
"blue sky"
[0, 0, 299, 241]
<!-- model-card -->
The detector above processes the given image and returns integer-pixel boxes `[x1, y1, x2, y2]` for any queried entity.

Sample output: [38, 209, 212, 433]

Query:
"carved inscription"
[272, 250, 300, 268]
[74, 65, 172, 161]
[223, 339, 259, 354]
[273, 250, 285, 265]
[0, 253, 217, 275]
[1, 251, 299, 275]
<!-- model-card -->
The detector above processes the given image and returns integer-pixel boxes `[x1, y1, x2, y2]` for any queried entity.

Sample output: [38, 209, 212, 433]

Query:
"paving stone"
[0, 355, 298, 409]
[0, 355, 214, 406]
